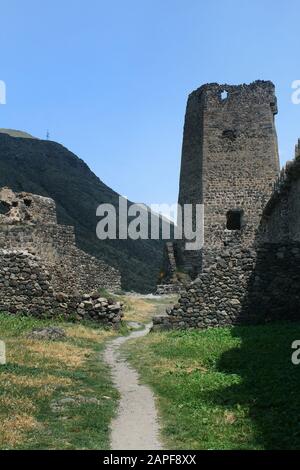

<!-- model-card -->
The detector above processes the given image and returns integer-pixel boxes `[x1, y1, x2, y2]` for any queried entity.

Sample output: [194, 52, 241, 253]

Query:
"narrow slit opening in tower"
[226, 210, 243, 230]
[222, 129, 237, 141]
[0, 200, 11, 215]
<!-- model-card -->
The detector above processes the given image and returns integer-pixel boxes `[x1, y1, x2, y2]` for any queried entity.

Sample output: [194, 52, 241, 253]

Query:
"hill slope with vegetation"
[0, 131, 166, 292]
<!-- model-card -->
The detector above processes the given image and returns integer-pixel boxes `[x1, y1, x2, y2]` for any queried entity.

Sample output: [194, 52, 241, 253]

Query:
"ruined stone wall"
[154, 139, 300, 330]
[155, 82, 300, 329]
[0, 187, 57, 224]
[0, 188, 122, 325]
[0, 250, 123, 326]
[260, 143, 300, 243]
[0, 250, 56, 315]
[153, 243, 300, 330]
[0, 187, 121, 294]
[0, 224, 121, 294]
[32, 224, 121, 294]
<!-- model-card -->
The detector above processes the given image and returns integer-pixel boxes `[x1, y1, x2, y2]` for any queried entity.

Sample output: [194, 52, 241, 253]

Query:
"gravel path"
[104, 323, 162, 450]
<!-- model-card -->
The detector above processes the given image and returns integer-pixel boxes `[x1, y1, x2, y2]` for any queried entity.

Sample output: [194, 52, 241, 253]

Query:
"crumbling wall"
[0, 224, 121, 294]
[261, 142, 300, 243]
[153, 243, 300, 330]
[0, 250, 123, 325]
[154, 138, 300, 330]
[0, 188, 122, 325]
[0, 188, 121, 294]
[0, 187, 57, 225]
[0, 250, 55, 315]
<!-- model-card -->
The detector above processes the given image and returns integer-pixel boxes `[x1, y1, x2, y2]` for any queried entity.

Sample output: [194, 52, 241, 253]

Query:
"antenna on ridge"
[46, 130, 50, 140]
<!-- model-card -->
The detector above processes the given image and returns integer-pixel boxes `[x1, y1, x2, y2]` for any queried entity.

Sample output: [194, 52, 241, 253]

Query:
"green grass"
[0, 313, 118, 450]
[124, 322, 300, 450]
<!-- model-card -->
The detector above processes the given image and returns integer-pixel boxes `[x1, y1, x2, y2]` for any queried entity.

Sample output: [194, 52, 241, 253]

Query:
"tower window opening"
[0, 200, 10, 215]
[220, 90, 228, 101]
[226, 210, 243, 230]
[222, 129, 237, 141]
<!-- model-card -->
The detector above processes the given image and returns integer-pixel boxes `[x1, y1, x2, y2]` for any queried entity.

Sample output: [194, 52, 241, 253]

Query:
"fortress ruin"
[155, 80, 300, 329]
[0, 187, 122, 325]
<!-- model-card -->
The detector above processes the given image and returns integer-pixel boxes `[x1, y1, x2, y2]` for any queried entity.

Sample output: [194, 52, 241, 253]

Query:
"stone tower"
[176, 80, 280, 276]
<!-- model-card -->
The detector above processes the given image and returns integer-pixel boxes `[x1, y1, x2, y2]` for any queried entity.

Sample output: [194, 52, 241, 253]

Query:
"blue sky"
[0, 0, 299, 206]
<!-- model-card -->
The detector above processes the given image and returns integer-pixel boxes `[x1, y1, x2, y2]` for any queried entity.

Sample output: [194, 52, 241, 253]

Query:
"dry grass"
[5, 338, 91, 369]
[0, 314, 117, 449]
[224, 411, 237, 425]
[25, 341, 91, 368]
[123, 297, 156, 323]
[1, 372, 72, 389]
[0, 414, 40, 447]
[65, 324, 115, 342]
[0, 394, 36, 413]
[122, 295, 178, 324]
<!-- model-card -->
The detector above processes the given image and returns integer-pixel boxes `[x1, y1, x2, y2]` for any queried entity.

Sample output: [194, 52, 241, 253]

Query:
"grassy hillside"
[0, 131, 166, 292]
[124, 322, 300, 450]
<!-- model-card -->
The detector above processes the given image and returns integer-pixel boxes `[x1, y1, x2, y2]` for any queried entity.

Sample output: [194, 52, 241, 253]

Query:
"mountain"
[0, 130, 166, 292]
[0, 129, 36, 139]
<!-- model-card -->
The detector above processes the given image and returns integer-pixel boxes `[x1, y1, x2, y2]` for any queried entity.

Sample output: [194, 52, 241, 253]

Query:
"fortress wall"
[155, 144, 300, 330]
[0, 250, 123, 325]
[29, 225, 121, 294]
[0, 188, 122, 324]
[36, 225, 121, 293]
[0, 250, 56, 316]
[261, 152, 300, 243]
[154, 242, 300, 330]
[0, 188, 57, 224]
[0, 224, 121, 294]
[155, 80, 300, 330]
[47, 238, 121, 295]
[288, 178, 300, 241]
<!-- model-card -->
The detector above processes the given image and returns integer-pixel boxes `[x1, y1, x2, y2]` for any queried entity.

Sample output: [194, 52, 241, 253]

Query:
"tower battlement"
[188, 80, 278, 113]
